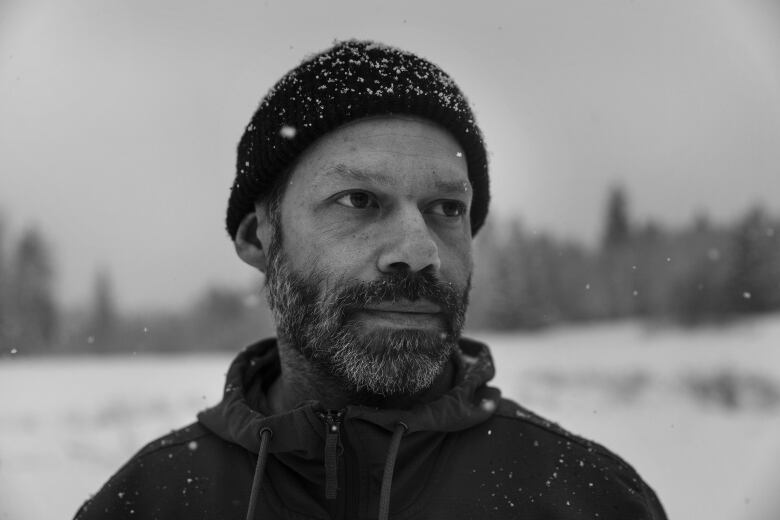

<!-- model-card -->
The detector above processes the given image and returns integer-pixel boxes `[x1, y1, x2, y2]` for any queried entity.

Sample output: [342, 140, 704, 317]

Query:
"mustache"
[330, 269, 466, 316]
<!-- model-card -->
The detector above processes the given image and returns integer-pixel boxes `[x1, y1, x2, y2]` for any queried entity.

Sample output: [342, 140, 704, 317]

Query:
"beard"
[263, 221, 469, 397]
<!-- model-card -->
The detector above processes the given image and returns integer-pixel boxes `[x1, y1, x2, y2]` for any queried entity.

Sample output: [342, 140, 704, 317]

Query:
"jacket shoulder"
[135, 421, 212, 457]
[492, 398, 632, 469]
[493, 399, 599, 450]
[73, 422, 249, 520]
[485, 398, 667, 519]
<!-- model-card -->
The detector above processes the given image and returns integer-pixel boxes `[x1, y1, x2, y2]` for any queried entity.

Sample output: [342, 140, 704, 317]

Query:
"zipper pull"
[321, 410, 343, 500]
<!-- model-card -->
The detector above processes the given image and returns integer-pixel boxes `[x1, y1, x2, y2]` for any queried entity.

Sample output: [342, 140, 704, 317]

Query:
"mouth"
[350, 299, 444, 330]
[361, 299, 442, 314]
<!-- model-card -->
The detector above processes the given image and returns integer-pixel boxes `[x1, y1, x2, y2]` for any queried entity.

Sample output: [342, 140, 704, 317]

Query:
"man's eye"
[430, 200, 467, 217]
[335, 191, 378, 209]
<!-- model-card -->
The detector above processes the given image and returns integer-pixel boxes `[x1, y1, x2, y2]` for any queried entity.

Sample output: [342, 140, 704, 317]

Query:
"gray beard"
[263, 222, 469, 397]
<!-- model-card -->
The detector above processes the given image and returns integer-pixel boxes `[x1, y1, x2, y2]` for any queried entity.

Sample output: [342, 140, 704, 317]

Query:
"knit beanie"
[226, 39, 490, 240]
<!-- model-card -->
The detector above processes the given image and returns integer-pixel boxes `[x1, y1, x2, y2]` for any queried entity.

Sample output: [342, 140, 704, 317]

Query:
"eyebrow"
[328, 164, 398, 186]
[326, 164, 472, 194]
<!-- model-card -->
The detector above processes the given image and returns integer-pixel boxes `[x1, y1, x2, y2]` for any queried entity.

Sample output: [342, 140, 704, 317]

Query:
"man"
[75, 40, 666, 520]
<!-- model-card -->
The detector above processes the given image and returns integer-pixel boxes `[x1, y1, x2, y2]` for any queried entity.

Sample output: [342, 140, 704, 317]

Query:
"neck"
[267, 335, 456, 414]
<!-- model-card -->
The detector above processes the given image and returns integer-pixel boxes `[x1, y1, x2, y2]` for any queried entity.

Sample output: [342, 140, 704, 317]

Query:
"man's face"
[263, 115, 473, 396]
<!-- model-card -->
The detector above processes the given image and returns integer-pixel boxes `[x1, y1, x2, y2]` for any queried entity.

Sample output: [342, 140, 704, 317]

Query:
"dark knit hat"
[226, 39, 489, 240]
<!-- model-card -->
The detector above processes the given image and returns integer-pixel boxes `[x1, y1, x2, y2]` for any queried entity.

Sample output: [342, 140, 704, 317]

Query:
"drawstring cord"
[245, 427, 273, 520]
[378, 422, 408, 520]
[244, 422, 405, 520]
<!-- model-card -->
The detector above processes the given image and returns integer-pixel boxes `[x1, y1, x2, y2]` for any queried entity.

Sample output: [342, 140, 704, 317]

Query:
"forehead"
[285, 115, 469, 190]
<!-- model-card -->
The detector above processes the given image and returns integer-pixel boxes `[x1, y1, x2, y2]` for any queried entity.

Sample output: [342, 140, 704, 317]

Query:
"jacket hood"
[197, 337, 502, 455]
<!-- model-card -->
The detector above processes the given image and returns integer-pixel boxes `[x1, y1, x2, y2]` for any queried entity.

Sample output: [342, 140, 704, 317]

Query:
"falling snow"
[279, 125, 297, 139]
[481, 399, 497, 412]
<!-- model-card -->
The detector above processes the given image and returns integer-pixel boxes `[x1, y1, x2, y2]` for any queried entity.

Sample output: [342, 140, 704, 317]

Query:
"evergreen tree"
[602, 185, 631, 249]
[728, 207, 780, 314]
[90, 268, 119, 350]
[0, 216, 8, 349]
[10, 227, 58, 352]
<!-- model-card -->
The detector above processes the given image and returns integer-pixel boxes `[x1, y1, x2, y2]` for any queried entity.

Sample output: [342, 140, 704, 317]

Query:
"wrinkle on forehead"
[324, 163, 471, 194]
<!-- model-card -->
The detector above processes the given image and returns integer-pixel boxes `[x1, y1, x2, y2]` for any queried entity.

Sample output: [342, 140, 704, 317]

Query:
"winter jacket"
[74, 337, 667, 519]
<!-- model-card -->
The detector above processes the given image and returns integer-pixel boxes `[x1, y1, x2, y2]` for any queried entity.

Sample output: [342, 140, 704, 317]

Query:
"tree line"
[1, 188, 779, 355]
[0, 216, 275, 355]
[469, 188, 780, 329]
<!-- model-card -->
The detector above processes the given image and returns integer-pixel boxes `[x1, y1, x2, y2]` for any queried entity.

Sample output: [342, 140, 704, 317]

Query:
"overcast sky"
[1, 0, 779, 311]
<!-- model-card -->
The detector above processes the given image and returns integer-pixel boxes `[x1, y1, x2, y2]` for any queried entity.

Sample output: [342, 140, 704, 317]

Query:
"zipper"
[319, 409, 344, 500]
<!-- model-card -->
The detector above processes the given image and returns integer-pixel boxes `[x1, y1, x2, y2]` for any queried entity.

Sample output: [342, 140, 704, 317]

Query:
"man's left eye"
[430, 200, 467, 217]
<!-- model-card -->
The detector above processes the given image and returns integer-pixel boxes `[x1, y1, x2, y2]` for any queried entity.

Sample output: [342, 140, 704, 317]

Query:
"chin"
[325, 327, 457, 396]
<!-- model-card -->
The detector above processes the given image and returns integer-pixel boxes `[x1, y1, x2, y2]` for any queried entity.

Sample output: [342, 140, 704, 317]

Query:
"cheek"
[439, 239, 473, 284]
[286, 224, 376, 278]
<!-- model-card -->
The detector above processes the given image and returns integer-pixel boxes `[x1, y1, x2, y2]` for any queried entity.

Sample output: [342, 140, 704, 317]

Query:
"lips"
[360, 298, 442, 314]
[347, 299, 445, 331]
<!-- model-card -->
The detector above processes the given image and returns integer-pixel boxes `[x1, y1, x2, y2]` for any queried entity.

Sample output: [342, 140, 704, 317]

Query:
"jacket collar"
[197, 336, 502, 454]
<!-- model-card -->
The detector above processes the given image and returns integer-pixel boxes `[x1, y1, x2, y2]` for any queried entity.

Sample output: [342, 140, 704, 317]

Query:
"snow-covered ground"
[2, 317, 780, 520]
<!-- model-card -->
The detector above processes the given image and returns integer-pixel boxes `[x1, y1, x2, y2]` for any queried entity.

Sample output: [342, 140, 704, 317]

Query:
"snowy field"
[2, 317, 780, 520]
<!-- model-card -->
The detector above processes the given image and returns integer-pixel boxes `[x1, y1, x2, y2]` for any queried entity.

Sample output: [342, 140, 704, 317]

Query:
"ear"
[234, 205, 273, 272]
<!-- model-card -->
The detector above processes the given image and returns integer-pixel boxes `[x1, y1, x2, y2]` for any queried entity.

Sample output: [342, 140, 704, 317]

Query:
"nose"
[377, 208, 441, 274]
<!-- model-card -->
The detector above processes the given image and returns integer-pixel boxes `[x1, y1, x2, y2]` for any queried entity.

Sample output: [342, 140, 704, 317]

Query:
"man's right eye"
[335, 191, 379, 209]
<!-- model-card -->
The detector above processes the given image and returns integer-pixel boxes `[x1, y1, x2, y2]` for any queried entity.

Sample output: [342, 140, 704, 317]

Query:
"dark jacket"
[74, 338, 667, 519]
